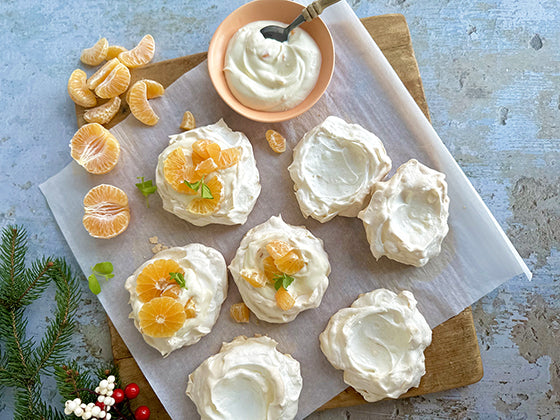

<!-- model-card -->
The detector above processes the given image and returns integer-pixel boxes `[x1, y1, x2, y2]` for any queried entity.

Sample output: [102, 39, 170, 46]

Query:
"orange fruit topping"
[68, 69, 97, 108]
[184, 298, 197, 319]
[187, 177, 223, 215]
[135, 259, 183, 303]
[275, 287, 295, 311]
[118, 34, 155, 68]
[216, 147, 241, 170]
[163, 148, 200, 194]
[195, 158, 218, 178]
[83, 97, 121, 125]
[138, 296, 186, 338]
[106, 45, 127, 60]
[230, 302, 250, 323]
[180, 111, 196, 131]
[87, 58, 120, 90]
[82, 184, 130, 239]
[143, 79, 165, 99]
[70, 123, 120, 174]
[266, 240, 292, 261]
[192, 139, 221, 162]
[240, 269, 267, 288]
[95, 62, 130, 99]
[274, 249, 305, 275]
[127, 80, 159, 126]
[265, 129, 286, 153]
[263, 256, 281, 282]
[80, 37, 108, 66]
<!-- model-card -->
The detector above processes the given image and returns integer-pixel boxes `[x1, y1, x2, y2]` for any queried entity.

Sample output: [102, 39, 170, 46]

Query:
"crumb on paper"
[149, 236, 159, 244]
[149, 236, 169, 254]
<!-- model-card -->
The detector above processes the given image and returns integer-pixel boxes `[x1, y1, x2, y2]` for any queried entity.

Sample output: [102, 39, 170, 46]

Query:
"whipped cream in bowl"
[186, 335, 302, 420]
[155, 119, 261, 226]
[229, 215, 330, 323]
[288, 116, 392, 223]
[319, 288, 432, 402]
[358, 159, 450, 267]
[124, 244, 228, 357]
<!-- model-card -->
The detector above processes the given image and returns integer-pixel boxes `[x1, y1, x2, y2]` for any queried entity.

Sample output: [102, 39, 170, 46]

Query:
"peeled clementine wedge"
[68, 69, 97, 108]
[187, 177, 222, 215]
[70, 123, 120, 174]
[82, 184, 130, 239]
[118, 34, 155, 68]
[95, 62, 130, 99]
[195, 158, 218, 178]
[240, 269, 267, 288]
[230, 302, 250, 323]
[163, 148, 200, 194]
[83, 97, 121, 125]
[180, 111, 196, 131]
[138, 296, 186, 338]
[275, 287, 295, 311]
[80, 37, 108, 66]
[216, 147, 241, 170]
[263, 256, 281, 282]
[184, 298, 197, 319]
[135, 259, 183, 303]
[274, 249, 305, 275]
[192, 139, 221, 162]
[144, 79, 165, 98]
[266, 240, 292, 261]
[87, 58, 120, 90]
[266, 129, 286, 153]
[127, 80, 159, 126]
[106, 45, 127, 60]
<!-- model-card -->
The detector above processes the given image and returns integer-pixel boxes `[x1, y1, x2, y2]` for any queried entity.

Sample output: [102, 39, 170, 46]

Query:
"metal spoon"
[260, 0, 341, 42]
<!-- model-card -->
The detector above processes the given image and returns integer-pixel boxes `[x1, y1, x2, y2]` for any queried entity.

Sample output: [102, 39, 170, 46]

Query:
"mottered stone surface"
[0, 0, 558, 418]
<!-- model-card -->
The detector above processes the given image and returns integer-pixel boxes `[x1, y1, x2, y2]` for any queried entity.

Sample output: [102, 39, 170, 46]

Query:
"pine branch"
[14, 259, 55, 306]
[55, 361, 95, 403]
[0, 226, 27, 298]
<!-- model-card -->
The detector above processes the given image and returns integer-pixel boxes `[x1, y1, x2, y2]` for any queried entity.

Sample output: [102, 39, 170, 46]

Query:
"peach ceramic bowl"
[208, 0, 335, 123]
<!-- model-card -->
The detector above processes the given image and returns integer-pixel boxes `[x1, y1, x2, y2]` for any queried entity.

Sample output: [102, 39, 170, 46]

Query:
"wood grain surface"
[77, 14, 483, 417]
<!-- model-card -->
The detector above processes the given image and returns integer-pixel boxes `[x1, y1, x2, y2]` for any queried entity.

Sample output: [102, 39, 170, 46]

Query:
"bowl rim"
[208, 0, 335, 123]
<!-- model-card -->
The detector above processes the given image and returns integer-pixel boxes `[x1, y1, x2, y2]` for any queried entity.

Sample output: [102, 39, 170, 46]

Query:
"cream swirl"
[288, 116, 392, 223]
[319, 289, 432, 402]
[229, 215, 330, 323]
[358, 159, 450, 267]
[155, 119, 261, 226]
[224, 20, 321, 112]
[186, 335, 302, 420]
[125, 244, 228, 357]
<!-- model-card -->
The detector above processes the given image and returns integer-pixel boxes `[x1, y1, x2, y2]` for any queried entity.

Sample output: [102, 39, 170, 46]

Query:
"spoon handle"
[302, 0, 341, 21]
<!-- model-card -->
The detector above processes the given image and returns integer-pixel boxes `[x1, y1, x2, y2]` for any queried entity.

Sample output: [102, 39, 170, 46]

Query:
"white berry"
[105, 414, 111, 420]
[107, 375, 115, 383]
[91, 406, 101, 416]
[107, 383, 114, 391]
[83, 413, 92, 420]
[106, 390, 113, 397]
[97, 395, 105, 403]
[74, 407, 84, 416]
[99, 379, 108, 388]
[64, 407, 72, 415]
[98, 411, 106, 418]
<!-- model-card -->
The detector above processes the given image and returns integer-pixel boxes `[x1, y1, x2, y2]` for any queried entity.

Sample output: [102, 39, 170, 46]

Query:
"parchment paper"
[40, 2, 531, 419]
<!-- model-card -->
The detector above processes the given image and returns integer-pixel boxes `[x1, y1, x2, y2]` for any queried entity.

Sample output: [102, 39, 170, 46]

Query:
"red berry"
[124, 383, 140, 399]
[112, 388, 125, 403]
[95, 401, 105, 410]
[135, 406, 150, 420]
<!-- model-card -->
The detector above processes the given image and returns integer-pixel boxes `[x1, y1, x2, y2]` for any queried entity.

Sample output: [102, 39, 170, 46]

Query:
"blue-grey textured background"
[0, 0, 558, 418]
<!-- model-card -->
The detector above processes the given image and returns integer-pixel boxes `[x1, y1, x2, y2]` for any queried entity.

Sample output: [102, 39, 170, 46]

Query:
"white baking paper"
[40, 2, 531, 419]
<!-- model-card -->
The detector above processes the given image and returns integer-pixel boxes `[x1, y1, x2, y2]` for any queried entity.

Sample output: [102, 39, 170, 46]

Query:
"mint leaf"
[93, 262, 113, 275]
[136, 176, 158, 208]
[88, 274, 101, 295]
[184, 179, 202, 192]
[200, 183, 214, 199]
[169, 272, 187, 289]
[273, 273, 295, 291]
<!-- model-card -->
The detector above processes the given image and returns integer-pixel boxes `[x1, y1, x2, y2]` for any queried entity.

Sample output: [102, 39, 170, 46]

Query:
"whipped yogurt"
[358, 159, 450, 267]
[319, 288, 432, 402]
[186, 335, 302, 420]
[224, 20, 321, 112]
[155, 119, 261, 226]
[288, 116, 392, 223]
[125, 244, 228, 357]
[229, 215, 330, 323]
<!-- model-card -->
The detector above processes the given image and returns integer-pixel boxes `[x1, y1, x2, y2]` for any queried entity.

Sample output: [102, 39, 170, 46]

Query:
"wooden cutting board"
[76, 13, 483, 417]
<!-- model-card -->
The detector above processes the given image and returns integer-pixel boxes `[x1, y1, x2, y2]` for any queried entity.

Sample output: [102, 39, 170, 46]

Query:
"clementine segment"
[265, 129, 286, 153]
[163, 148, 200, 194]
[275, 287, 295, 311]
[230, 302, 250, 323]
[265, 240, 292, 261]
[240, 269, 267, 288]
[127, 80, 159, 126]
[274, 249, 305, 275]
[70, 123, 120, 174]
[180, 111, 196, 131]
[87, 58, 120, 90]
[95, 62, 130, 99]
[82, 184, 130, 239]
[83, 96, 121, 125]
[118, 34, 155, 68]
[263, 256, 281, 282]
[135, 259, 183, 303]
[187, 177, 222, 215]
[138, 296, 186, 338]
[184, 298, 197, 319]
[80, 37, 108, 66]
[216, 147, 241, 170]
[106, 45, 127, 60]
[68, 69, 97, 108]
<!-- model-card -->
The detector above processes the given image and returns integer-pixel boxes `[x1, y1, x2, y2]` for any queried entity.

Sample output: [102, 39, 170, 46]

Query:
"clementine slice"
[184, 298, 197, 319]
[135, 259, 183, 303]
[194, 158, 218, 178]
[216, 147, 241, 170]
[263, 256, 281, 282]
[138, 296, 186, 338]
[240, 269, 267, 288]
[144, 79, 165, 99]
[80, 37, 108, 66]
[180, 111, 196, 131]
[118, 34, 155, 68]
[95, 62, 130, 99]
[127, 80, 159, 126]
[192, 139, 221, 162]
[187, 177, 222, 215]
[275, 249, 305, 275]
[87, 58, 120, 90]
[230, 302, 250, 323]
[68, 69, 97, 108]
[275, 287, 295, 311]
[265, 129, 286, 153]
[83, 97, 121, 125]
[106, 45, 127, 60]
[163, 148, 200, 194]
[266, 240, 292, 261]
[82, 184, 130, 239]
[70, 123, 120, 174]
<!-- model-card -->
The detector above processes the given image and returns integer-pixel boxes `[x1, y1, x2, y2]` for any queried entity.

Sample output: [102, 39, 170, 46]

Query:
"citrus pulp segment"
[86, 58, 120, 90]
[163, 148, 200, 194]
[187, 177, 223, 215]
[95, 62, 130, 99]
[118, 34, 155, 68]
[80, 37, 108, 66]
[266, 129, 286, 153]
[68, 69, 97, 108]
[275, 287, 295, 311]
[83, 97, 121, 125]
[127, 80, 159, 126]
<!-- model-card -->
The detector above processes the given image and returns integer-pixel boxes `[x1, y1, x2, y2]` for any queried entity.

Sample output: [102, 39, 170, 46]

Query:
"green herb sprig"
[273, 273, 295, 291]
[169, 272, 187, 289]
[88, 262, 114, 295]
[184, 177, 214, 199]
[135, 176, 157, 207]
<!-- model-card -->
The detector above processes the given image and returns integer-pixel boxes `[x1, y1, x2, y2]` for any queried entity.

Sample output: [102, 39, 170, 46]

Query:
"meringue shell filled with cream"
[319, 288, 432, 402]
[288, 116, 391, 223]
[186, 335, 302, 420]
[358, 159, 450, 267]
